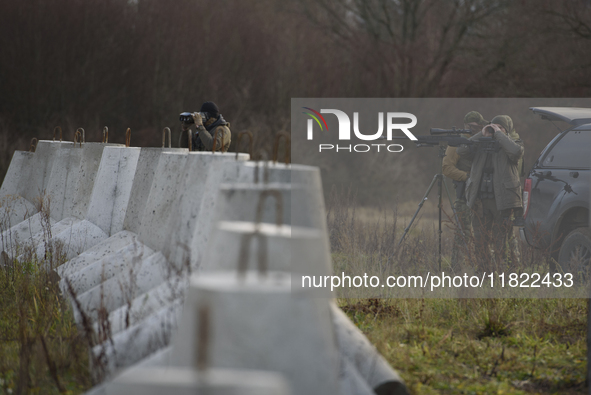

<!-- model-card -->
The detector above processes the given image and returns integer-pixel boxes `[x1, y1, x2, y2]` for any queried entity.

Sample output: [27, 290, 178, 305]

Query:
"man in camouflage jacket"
[442, 111, 488, 272]
[457, 115, 524, 269]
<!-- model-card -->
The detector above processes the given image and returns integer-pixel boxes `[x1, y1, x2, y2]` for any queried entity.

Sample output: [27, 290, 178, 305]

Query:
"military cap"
[464, 111, 488, 126]
[491, 115, 514, 133]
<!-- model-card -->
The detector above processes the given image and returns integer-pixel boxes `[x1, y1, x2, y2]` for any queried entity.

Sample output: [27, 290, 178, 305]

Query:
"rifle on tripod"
[393, 128, 500, 152]
[389, 127, 500, 271]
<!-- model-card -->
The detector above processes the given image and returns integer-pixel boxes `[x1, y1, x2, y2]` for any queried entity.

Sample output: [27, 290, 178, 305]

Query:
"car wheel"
[558, 227, 591, 279]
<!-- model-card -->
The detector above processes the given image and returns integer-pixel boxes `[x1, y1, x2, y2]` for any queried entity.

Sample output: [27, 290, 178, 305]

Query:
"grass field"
[343, 298, 586, 394]
[329, 193, 588, 394]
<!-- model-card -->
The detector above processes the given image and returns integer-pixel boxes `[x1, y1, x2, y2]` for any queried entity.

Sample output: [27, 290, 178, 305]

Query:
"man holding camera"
[457, 115, 524, 269]
[181, 101, 231, 152]
[443, 111, 488, 272]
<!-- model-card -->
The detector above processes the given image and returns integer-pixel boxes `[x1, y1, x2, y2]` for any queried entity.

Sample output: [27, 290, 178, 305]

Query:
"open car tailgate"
[530, 107, 591, 126]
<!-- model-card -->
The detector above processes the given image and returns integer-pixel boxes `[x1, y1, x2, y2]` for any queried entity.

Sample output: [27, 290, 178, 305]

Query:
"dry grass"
[327, 185, 556, 298]
[0, 197, 92, 395]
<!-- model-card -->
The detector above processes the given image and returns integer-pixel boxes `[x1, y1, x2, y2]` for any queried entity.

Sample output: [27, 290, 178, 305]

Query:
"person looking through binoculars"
[457, 115, 524, 269]
[180, 101, 231, 152]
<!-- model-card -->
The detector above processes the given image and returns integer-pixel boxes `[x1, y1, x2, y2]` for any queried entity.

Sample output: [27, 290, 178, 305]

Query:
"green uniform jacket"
[196, 123, 231, 152]
[457, 130, 524, 211]
[442, 133, 473, 182]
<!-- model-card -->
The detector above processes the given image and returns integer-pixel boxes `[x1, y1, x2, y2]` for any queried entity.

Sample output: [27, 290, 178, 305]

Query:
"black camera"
[179, 112, 207, 124]
[180, 112, 195, 124]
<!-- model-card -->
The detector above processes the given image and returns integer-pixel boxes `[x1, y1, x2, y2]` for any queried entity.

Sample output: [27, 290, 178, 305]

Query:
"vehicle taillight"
[523, 178, 532, 219]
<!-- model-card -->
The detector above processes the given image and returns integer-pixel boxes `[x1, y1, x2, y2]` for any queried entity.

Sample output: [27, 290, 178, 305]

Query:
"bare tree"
[542, 0, 591, 39]
[295, 0, 511, 96]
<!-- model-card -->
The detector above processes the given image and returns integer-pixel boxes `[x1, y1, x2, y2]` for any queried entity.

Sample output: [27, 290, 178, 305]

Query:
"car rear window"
[541, 130, 591, 169]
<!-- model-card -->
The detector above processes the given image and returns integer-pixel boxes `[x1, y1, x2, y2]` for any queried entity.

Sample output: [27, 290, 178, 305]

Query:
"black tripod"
[397, 143, 471, 271]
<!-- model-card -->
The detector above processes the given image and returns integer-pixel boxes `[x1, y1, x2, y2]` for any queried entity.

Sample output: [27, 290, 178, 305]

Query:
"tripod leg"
[438, 174, 443, 272]
[437, 145, 445, 272]
[444, 180, 464, 234]
[398, 174, 438, 247]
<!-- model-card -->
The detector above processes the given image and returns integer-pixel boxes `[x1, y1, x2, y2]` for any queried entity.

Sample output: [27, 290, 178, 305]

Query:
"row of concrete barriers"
[0, 139, 409, 395]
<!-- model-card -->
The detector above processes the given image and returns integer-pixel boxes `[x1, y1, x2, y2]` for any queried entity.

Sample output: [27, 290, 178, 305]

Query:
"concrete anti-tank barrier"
[0, 151, 37, 229]
[75, 251, 171, 322]
[45, 145, 84, 221]
[0, 150, 39, 230]
[213, 183, 293, 225]
[87, 186, 333, 383]
[171, 271, 340, 395]
[191, 163, 328, 265]
[94, 313, 380, 395]
[9, 216, 78, 262]
[56, 147, 186, 279]
[1, 141, 74, 231]
[191, 174, 407, 394]
[36, 144, 140, 264]
[331, 303, 409, 395]
[3, 142, 126, 264]
[212, 162, 327, 232]
[58, 150, 193, 339]
[1, 149, 407, 395]
[123, 148, 188, 234]
[67, 143, 124, 220]
[86, 147, 141, 236]
[60, 150, 189, 310]
[19, 140, 74, 204]
[0, 195, 38, 233]
[85, 162, 335, 384]
[137, 152, 189, 252]
[0, 151, 35, 198]
[339, 358, 377, 395]
[33, 219, 109, 263]
[188, 161, 299, 267]
[201, 221, 331, 278]
[105, 367, 291, 395]
[61, 241, 155, 297]
[91, 300, 183, 378]
[93, 277, 186, 337]
[83, 152, 251, 313]
[160, 152, 248, 269]
[190, 183, 291, 266]
[1, 210, 55, 258]
[56, 231, 138, 279]
[72, 155, 258, 371]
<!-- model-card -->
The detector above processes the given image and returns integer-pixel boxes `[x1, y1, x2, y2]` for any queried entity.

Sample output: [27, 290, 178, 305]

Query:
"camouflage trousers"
[450, 198, 472, 273]
[472, 198, 521, 271]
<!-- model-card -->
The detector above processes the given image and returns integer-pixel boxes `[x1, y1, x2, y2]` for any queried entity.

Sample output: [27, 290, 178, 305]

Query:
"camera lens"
[179, 112, 195, 124]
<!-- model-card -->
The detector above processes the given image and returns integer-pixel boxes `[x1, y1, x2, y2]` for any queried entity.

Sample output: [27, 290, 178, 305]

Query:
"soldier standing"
[443, 111, 488, 272]
[457, 115, 524, 270]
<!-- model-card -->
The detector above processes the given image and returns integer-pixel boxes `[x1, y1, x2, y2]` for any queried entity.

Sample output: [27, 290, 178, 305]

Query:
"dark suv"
[520, 107, 591, 272]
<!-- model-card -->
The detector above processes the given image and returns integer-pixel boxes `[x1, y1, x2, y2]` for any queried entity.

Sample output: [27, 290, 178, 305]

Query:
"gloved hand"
[491, 123, 509, 137]
[192, 112, 203, 127]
